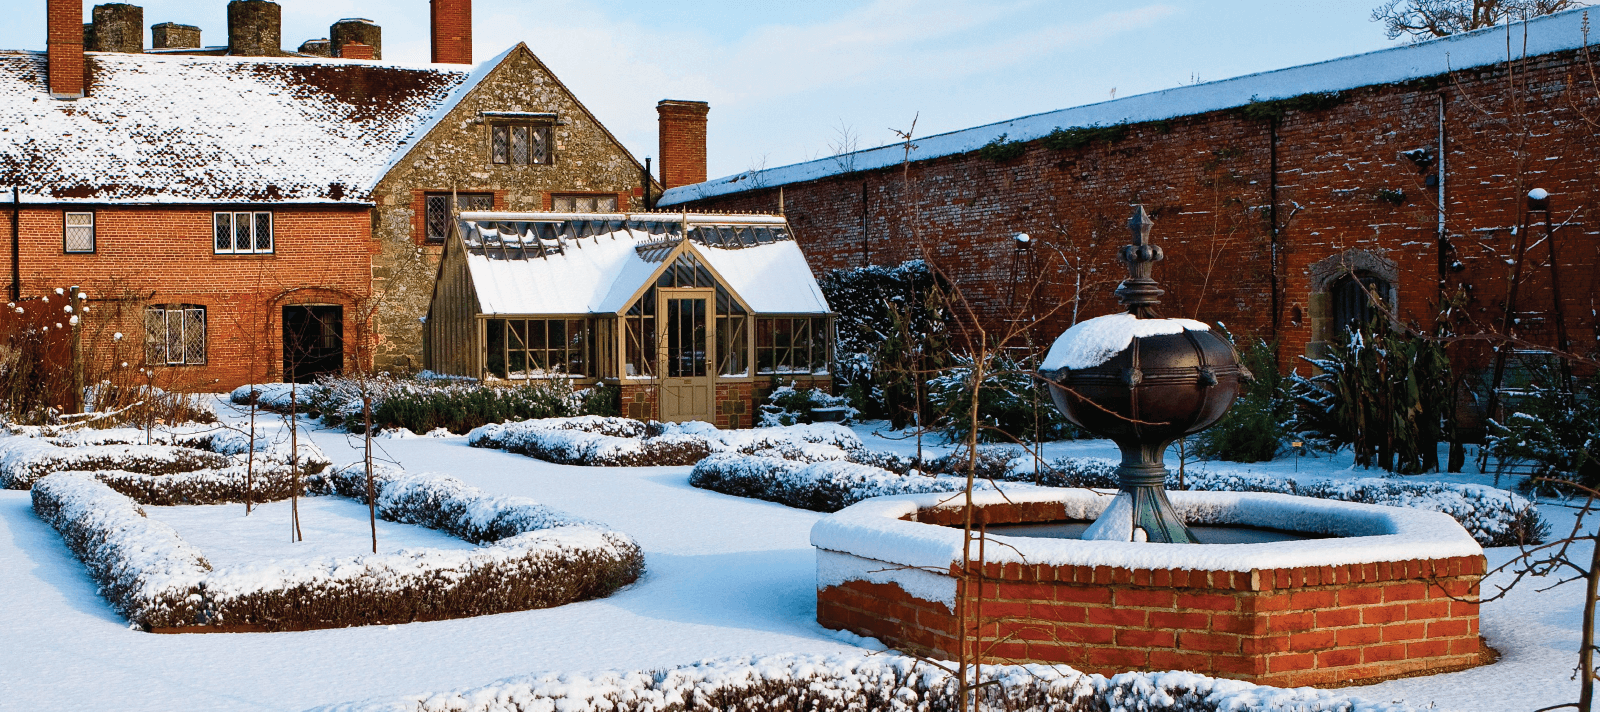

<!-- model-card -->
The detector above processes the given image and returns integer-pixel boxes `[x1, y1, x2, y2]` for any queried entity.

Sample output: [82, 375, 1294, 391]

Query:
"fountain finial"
[1115, 205, 1165, 318]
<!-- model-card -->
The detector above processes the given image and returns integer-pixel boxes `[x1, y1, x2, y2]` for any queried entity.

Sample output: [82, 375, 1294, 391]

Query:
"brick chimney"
[227, 0, 281, 57]
[151, 22, 200, 50]
[657, 100, 710, 190]
[430, 0, 471, 64]
[331, 18, 381, 60]
[87, 4, 143, 53]
[47, 0, 84, 98]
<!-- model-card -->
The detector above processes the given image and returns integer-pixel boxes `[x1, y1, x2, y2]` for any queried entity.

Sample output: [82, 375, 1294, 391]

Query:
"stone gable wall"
[369, 47, 650, 373]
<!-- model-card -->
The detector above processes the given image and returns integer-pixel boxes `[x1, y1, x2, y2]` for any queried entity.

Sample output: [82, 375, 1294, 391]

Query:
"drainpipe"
[1268, 119, 1280, 341]
[10, 186, 18, 302]
[643, 158, 653, 211]
[1436, 93, 1448, 299]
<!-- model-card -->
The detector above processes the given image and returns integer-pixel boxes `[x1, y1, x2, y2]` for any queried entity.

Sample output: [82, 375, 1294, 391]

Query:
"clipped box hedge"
[31, 463, 644, 632]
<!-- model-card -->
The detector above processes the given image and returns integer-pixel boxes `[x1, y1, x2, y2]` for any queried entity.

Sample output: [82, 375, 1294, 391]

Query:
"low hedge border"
[309, 652, 1417, 712]
[468, 416, 862, 467]
[690, 449, 1546, 547]
[31, 464, 644, 632]
[1, 426, 332, 491]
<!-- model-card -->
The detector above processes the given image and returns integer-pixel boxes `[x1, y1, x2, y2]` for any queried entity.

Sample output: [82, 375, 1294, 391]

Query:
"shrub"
[470, 417, 863, 467]
[819, 259, 948, 426]
[1486, 360, 1600, 492]
[976, 133, 1027, 162]
[927, 352, 1076, 444]
[1195, 336, 1291, 462]
[690, 453, 993, 512]
[0, 439, 232, 489]
[1041, 123, 1130, 150]
[758, 382, 856, 426]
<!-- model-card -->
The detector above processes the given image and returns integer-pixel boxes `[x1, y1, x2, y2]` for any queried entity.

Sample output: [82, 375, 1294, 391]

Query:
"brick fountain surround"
[812, 489, 1488, 688]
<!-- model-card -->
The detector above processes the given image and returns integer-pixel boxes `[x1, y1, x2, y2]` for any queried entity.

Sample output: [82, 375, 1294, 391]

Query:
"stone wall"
[677, 49, 1600, 373]
[369, 45, 650, 374]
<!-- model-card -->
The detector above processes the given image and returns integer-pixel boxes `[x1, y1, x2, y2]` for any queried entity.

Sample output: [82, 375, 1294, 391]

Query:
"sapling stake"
[365, 392, 376, 554]
[289, 379, 302, 543]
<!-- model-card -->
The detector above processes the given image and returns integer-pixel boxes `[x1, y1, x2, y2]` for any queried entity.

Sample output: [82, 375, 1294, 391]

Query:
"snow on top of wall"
[462, 218, 830, 315]
[660, 7, 1595, 206]
[811, 488, 1483, 580]
[1041, 312, 1210, 371]
[0, 51, 478, 204]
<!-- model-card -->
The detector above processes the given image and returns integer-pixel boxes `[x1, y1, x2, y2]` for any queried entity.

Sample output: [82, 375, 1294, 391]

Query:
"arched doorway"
[1329, 272, 1394, 338]
[1306, 249, 1398, 359]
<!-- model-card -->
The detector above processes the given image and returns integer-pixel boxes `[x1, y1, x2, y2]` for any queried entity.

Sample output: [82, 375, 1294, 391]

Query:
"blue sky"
[1, 0, 1405, 179]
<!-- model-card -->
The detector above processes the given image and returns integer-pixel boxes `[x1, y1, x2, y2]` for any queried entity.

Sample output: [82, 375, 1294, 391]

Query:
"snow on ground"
[0, 405, 1583, 711]
[145, 497, 475, 570]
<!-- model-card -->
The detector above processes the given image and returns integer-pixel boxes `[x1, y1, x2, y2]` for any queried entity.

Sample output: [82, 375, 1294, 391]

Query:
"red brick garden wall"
[679, 49, 1600, 374]
[0, 204, 375, 392]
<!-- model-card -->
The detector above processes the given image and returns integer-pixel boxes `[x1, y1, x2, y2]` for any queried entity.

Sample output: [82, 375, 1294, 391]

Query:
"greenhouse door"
[658, 293, 714, 422]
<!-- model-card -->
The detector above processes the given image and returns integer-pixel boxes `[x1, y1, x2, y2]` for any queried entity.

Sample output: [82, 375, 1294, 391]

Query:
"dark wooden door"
[283, 305, 343, 383]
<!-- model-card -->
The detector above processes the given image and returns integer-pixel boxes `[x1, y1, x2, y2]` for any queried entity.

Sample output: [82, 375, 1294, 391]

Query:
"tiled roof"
[0, 51, 480, 204]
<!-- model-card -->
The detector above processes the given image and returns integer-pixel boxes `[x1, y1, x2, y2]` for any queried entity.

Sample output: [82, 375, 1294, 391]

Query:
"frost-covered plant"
[690, 453, 993, 512]
[1292, 316, 1451, 473]
[758, 382, 856, 426]
[1486, 361, 1600, 492]
[1196, 335, 1291, 463]
[927, 352, 1075, 444]
[819, 259, 948, 426]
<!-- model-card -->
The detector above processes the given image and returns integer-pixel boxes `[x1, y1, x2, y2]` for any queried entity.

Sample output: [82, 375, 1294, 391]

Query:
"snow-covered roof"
[457, 212, 831, 316]
[0, 50, 482, 204]
[661, 7, 1596, 206]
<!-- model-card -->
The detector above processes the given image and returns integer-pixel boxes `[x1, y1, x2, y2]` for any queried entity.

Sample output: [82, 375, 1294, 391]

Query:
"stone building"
[1, 0, 673, 390]
[662, 9, 1600, 378]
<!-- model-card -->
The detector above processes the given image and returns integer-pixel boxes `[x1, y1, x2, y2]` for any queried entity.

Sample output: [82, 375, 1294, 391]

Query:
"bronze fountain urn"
[1039, 205, 1247, 543]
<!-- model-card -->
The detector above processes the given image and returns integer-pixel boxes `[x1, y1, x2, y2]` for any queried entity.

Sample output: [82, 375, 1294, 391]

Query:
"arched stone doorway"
[1306, 249, 1397, 359]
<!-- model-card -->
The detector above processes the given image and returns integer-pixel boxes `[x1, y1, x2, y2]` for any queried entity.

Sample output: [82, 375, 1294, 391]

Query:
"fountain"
[812, 206, 1488, 687]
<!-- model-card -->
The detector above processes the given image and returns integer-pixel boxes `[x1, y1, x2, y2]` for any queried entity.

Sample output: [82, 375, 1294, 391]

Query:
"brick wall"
[679, 50, 1600, 374]
[0, 205, 374, 392]
[430, 0, 471, 64]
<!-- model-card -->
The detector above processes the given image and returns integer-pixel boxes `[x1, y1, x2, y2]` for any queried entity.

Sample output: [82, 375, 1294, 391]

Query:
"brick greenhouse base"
[817, 502, 1487, 687]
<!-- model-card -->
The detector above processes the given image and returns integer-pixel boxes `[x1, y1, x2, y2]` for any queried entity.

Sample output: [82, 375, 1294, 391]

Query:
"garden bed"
[468, 416, 863, 467]
[311, 652, 1419, 712]
[30, 459, 644, 632]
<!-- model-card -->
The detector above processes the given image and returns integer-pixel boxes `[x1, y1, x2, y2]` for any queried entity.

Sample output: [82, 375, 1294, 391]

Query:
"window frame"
[550, 193, 620, 213]
[213, 211, 274, 255]
[754, 315, 833, 376]
[63, 211, 95, 254]
[489, 121, 554, 167]
[144, 304, 207, 366]
[483, 317, 596, 380]
[424, 192, 494, 243]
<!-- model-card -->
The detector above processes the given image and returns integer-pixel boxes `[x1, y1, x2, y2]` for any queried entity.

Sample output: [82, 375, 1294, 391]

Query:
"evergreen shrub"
[1196, 336, 1291, 462]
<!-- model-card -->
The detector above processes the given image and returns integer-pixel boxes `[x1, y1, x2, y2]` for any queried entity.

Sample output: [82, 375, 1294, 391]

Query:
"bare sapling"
[364, 391, 376, 554]
[288, 379, 302, 543]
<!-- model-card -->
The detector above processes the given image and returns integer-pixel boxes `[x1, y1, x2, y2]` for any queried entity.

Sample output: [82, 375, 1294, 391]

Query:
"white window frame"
[214, 211, 274, 255]
[64, 212, 95, 253]
[145, 304, 207, 366]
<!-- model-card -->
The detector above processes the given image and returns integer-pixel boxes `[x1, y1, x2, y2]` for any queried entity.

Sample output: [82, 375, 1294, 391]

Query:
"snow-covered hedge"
[469, 416, 862, 467]
[310, 652, 1417, 712]
[0, 438, 232, 489]
[31, 466, 643, 632]
[690, 453, 996, 511]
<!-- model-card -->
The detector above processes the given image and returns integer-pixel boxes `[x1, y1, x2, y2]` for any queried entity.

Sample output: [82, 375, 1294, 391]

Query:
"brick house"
[0, 0, 668, 391]
[662, 9, 1600, 383]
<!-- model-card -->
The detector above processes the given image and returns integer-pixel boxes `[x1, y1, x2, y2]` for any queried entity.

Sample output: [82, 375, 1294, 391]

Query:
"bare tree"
[1372, 0, 1583, 40]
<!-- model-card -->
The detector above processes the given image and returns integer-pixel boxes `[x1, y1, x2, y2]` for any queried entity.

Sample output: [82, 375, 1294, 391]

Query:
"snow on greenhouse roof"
[457, 212, 830, 316]
[660, 7, 1597, 206]
[0, 50, 485, 204]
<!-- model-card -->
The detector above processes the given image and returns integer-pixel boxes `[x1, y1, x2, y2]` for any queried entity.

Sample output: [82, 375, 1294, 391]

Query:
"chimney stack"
[47, 0, 84, 98]
[151, 22, 201, 50]
[297, 38, 330, 56]
[657, 100, 710, 190]
[339, 42, 374, 60]
[227, 0, 281, 57]
[87, 4, 143, 53]
[430, 0, 471, 64]
[331, 18, 381, 60]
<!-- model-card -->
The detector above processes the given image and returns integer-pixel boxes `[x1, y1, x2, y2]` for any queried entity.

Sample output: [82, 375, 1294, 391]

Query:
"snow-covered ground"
[0, 404, 1582, 711]
[146, 497, 476, 570]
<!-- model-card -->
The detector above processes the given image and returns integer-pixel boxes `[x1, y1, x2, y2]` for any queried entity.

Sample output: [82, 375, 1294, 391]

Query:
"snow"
[0, 51, 482, 204]
[1041, 312, 1212, 371]
[460, 218, 830, 316]
[659, 7, 1597, 206]
[811, 488, 1483, 597]
[146, 497, 475, 570]
[0, 403, 1582, 710]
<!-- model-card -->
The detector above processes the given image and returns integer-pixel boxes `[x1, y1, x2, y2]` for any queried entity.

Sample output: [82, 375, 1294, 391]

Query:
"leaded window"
[425, 193, 493, 242]
[551, 194, 619, 213]
[145, 304, 206, 365]
[755, 316, 830, 375]
[491, 123, 552, 166]
[213, 212, 272, 254]
[64, 212, 94, 253]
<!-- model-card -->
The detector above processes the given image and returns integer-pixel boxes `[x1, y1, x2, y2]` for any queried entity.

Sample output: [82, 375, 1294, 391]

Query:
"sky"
[0, 0, 1410, 180]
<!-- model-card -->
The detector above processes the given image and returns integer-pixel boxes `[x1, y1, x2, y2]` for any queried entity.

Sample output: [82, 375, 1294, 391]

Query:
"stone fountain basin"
[812, 488, 1487, 688]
